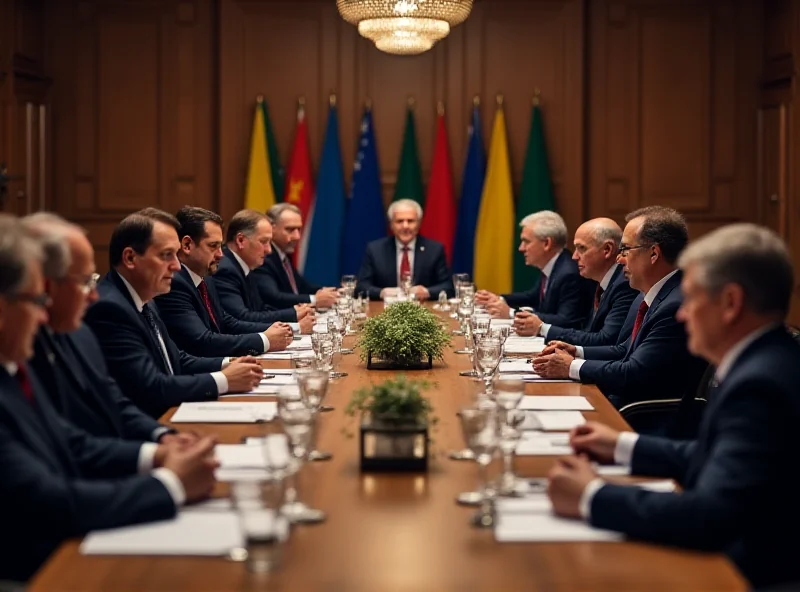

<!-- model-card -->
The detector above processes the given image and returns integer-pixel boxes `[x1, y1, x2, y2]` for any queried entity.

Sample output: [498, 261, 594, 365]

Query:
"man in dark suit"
[477, 210, 594, 328]
[547, 223, 800, 590]
[515, 218, 638, 346]
[251, 203, 339, 309]
[356, 199, 453, 300]
[534, 206, 706, 407]
[210, 209, 313, 326]
[0, 216, 217, 582]
[84, 208, 263, 418]
[155, 206, 294, 358]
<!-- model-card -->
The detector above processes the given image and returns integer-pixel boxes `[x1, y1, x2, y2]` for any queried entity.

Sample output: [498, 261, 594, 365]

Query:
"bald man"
[515, 218, 638, 346]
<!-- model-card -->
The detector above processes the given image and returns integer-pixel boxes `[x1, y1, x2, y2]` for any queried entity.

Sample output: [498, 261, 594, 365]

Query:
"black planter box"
[366, 352, 433, 370]
[359, 417, 429, 472]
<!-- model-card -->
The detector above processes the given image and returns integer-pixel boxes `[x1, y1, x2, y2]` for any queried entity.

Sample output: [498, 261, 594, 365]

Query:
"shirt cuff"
[508, 308, 515, 319]
[259, 332, 270, 352]
[289, 322, 300, 334]
[614, 432, 639, 466]
[138, 442, 159, 473]
[152, 467, 187, 507]
[568, 358, 586, 381]
[540, 323, 551, 338]
[579, 477, 606, 521]
[575, 346, 585, 359]
[151, 426, 173, 442]
[212, 371, 229, 395]
[309, 294, 316, 305]
[221, 357, 231, 369]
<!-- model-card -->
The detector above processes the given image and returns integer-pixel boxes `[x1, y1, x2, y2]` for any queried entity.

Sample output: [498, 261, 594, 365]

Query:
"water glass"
[475, 336, 503, 396]
[230, 479, 288, 573]
[458, 406, 499, 527]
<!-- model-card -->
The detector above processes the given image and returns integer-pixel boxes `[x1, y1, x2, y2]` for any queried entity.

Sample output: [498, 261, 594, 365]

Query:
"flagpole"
[496, 94, 504, 108]
[329, 93, 337, 108]
[533, 88, 541, 106]
[437, 100, 445, 116]
[256, 94, 264, 103]
[473, 95, 480, 107]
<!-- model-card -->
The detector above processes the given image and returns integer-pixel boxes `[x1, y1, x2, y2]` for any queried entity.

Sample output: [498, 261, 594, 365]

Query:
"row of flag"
[243, 96, 555, 294]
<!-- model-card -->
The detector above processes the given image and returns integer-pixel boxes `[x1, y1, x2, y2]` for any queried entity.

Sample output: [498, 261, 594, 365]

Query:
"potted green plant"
[345, 375, 437, 471]
[356, 301, 451, 369]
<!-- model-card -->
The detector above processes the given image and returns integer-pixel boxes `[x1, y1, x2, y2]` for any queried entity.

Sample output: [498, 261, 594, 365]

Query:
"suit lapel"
[590, 266, 622, 330]
[180, 267, 216, 332]
[109, 270, 166, 365]
[413, 239, 425, 286]
[386, 239, 398, 286]
[542, 250, 567, 310]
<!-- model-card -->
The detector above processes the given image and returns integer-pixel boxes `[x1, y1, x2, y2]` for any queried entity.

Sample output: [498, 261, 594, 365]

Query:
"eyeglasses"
[63, 272, 100, 295]
[9, 292, 52, 308]
[618, 243, 653, 256]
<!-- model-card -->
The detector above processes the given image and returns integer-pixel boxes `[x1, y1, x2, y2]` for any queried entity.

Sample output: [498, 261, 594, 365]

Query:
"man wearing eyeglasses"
[23, 213, 194, 445]
[533, 206, 707, 411]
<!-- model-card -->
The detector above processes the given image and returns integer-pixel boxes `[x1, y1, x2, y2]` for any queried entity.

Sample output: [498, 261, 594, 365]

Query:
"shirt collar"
[117, 272, 146, 312]
[396, 238, 416, 252]
[541, 251, 561, 277]
[715, 323, 782, 383]
[599, 264, 619, 292]
[2, 362, 17, 377]
[230, 250, 251, 277]
[183, 264, 203, 288]
[643, 269, 679, 308]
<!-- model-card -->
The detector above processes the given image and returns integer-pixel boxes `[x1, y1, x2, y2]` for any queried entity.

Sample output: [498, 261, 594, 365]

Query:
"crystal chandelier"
[337, 0, 473, 56]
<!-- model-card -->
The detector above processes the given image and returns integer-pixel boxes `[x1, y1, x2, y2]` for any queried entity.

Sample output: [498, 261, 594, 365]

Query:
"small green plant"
[356, 301, 451, 366]
[345, 374, 437, 427]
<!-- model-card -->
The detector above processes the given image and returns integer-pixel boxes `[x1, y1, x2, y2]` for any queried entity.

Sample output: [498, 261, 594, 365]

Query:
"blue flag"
[452, 105, 486, 275]
[303, 105, 346, 286]
[342, 108, 386, 275]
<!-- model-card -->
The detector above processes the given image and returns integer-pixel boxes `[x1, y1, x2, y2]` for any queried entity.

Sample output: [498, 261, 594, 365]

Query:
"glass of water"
[230, 478, 288, 573]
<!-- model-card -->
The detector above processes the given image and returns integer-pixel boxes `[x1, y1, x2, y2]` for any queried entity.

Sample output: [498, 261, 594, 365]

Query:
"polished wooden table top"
[31, 304, 745, 591]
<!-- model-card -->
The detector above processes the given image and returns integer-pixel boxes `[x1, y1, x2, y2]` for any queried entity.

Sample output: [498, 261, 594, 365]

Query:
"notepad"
[515, 432, 573, 456]
[503, 337, 545, 355]
[170, 402, 277, 423]
[517, 396, 594, 411]
[80, 512, 244, 556]
[522, 411, 586, 431]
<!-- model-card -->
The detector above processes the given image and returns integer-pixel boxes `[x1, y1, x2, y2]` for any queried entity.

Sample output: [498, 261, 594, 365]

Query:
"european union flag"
[342, 107, 386, 275]
[303, 104, 346, 286]
[452, 104, 486, 275]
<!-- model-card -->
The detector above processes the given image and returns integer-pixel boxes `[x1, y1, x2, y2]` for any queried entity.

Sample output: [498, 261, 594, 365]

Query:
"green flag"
[261, 101, 285, 202]
[514, 103, 556, 292]
[393, 107, 424, 206]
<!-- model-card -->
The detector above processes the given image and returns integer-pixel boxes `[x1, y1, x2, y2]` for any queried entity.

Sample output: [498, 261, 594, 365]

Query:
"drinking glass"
[493, 377, 526, 496]
[475, 336, 503, 396]
[457, 406, 499, 527]
[296, 369, 332, 461]
[454, 296, 474, 339]
[340, 274, 357, 297]
[230, 478, 288, 573]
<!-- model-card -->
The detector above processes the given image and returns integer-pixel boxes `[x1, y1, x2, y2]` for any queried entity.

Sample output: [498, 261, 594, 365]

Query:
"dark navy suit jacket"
[502, 249, 594, 328]
[209, 248, 298, 324]
[578, 270, 707, 406]
[589, 327, 800, 589]
[155, 266, 267, 358]
[30, 324, 167, 441]
[84, 270, 223, 419]
[0, 364, 175, 581]
[545, 265, 638, 346]
[252, 246, 321, 308]
[356, 236, 453, 301]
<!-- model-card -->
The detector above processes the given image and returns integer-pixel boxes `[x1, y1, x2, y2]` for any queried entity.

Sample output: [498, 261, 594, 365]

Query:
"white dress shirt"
[1, 361, 185, 506]
[274, 245, 316, 305]
[541, 263, 620, 338]
[568, 269, 680, 378]
[396, 238, 416, 287]
[507, 251, 561, 318]
[117, 273, 229, 395]
[577, 321, 781, 521]
[184, 265, 269, 353]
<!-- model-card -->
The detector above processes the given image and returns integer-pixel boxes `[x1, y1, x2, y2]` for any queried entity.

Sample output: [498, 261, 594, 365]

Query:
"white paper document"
[80, 511, 244, 556]
[490, 318, 514, 327]
[215, 437, 291, 469]
[286, 335, 313, 350]
[495, 512, 623, 543]
[522, 410, 586, 431]
[500, 373, 575, 383]
[261, 374, 296, 385]
[515, 432, 573, 456]
[258, 350, 314, 360]
[170, 402, 277, 423]
[499, 360, 537, 374]
[503, 337, 545, 355]
[517, 396, 594, 411]
[245, 383, 299, 396]
[262, 368, 296, 375]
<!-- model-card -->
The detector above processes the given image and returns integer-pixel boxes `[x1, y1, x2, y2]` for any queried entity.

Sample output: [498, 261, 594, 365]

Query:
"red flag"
[420, 109, 456, 263]
[284, 102, 314, 268]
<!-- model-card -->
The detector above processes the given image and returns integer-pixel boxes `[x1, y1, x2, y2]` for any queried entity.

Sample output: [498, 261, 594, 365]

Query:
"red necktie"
[15, 364, 34, 403]
[539, 274, 548, 302]
[282, 256, 298, 294]
[630, 300, 649, 343]
[400, 247, 411, 283]
[594, 285, 604, 311]
[197, 280, 219, 330]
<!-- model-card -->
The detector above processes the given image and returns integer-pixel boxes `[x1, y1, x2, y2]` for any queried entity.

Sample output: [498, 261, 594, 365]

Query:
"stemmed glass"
[400, 271, 413, 299]
[451, 273, 470, 318]
[457, 406, 499, 527]
[335, 299, 356, 338]
[340, 274, 357, 298]
[276, 391, 326, 524]
[475, 336, 503, 397]
[296, 369, 332, 462]
[454, 296, 474, 340]
[492, 377, 528, 496]
[327, 315, 352, 356]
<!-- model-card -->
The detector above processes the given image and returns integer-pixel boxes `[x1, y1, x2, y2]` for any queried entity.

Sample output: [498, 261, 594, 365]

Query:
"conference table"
[30, 303, 746, 591]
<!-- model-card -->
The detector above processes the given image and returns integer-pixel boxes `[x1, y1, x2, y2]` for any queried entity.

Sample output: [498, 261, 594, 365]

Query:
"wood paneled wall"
[45, 0, 764, 263]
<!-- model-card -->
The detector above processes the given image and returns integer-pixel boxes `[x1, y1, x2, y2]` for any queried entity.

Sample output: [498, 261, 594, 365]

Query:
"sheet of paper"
[170, 402, 276, 423]
[499, 360, 537, 374]
[495, 512, 623, 543]
[258, 351, 314, 360]
[215, 436, 290, 469]
[286, 335, 312, 350]
[80, 512, 244, 556]
[262, 368, 295, 375]
[503, 337, 545, 355]
[260, 374, 296, 385]
[524, 410, 586, 431]
[518, 396, 594, 411]
[490, 318, 514, 326]
[515, 432, 573, 456]
[500, 373, 575, 383]
[245, 383, 299, 395]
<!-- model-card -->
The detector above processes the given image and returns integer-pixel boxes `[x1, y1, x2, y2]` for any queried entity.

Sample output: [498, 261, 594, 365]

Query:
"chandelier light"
[337, 0, 473, 56]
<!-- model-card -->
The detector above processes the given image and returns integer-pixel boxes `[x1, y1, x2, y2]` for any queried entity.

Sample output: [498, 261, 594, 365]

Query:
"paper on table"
[261, 374, 296, 385]
[170, 402, 277, 423]
[258, 351, 314, 360]
[523, 410, 586, 431]
[503, 337, 545, 355]
[246, 383, 299, 395]
[500, 373, 575, 383]
[515, 432, 573, 456]
[499, 360, 536, 374]
[80, 512, 244, 556]
[517, 396, 594, 411]
[495, 512, 623, 543]
[286, 335, 312, 350]
[263, 368, 295, 375]
[215, 436, 291, 469]
[490, 318, 514, 326]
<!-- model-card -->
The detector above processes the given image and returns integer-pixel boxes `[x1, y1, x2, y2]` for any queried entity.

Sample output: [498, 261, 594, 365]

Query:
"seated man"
[84, 208, 263, 418]
[547, 223, 800, 590]
[0, 216, 217, 582]
[356, 199, 452, 301]
[515, 218, 637, 346]
[533, 206, 706, 408]
[477, 210, 594, 328]
[211, 209, 312, 325]
[251, 203, 338, 309]
[155, 206, 295, 358]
